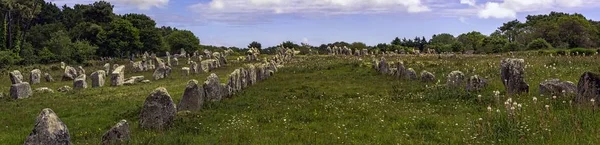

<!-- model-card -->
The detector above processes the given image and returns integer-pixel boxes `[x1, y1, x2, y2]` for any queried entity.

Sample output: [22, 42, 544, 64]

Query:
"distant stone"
[76, 66, 86, 77]
[44, 73, 54, 82]
[24, 108, 70, 145]
[101, 120, 130, 145]
[62, 66, 78, 81]
[139, 87, 176, 130]
[204, 73, 223, 101]
[30, 69, 42, 84]
[378, 57, 389, 74]
[189, 61, 198, 74]
[73, 74, 87, 89]
[112, 64, 119, 72]
[153, 62, 171, 80]
[404, 68, 417, 80]
[141, 80, 151, 83]
[111, 65, 125, 86]
[466, 75, 487, 92]
[540, 79, 576, 96]
[576, 72, 600, 104]
[57, 86, 72, 92]
[60, 62, 66, 69]
[35, 87, 54, 93]
[104, 63, 111, 73]
[246, 64, 257, 86]
[420, 70, 436, 82]
[394, 61, 406, 79]
[9, 70, 24, 84]
[500, 58, 529, 95]
[10, 82, 32, 99]
[181, 67, 190, 76]
[124, 76, 144, 85]
[178, 80, 205, 111]
[447, 71, 465, 88]
[91, 70, 106, 88]
[173, 57, 179, 66]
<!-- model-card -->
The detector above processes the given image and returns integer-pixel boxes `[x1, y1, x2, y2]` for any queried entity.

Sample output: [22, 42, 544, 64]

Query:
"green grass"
[1, 54, 600, 144]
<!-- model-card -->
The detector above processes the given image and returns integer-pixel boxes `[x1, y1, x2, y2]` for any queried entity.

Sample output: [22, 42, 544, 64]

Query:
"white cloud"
[49, 0, 168, 10]
[189, 0, 430, 22]
[476, 0, 584, 19]
[460, 0, 476, 6]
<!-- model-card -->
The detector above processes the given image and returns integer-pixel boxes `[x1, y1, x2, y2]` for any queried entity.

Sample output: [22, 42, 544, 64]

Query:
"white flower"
[517, 104, 522, 108]
[478, 95, 482, 98]
[478, 118, 483, 121]
[510, 107, 515, 110]
[496, 109, 500, 113]
[487, 106, 492, 112]
[592, 99, 596, 102]
[552, 96, 557, 99]
[512, 102, 517, 106]
[533, 97, 538, 102]
[545, 105, 550, 109]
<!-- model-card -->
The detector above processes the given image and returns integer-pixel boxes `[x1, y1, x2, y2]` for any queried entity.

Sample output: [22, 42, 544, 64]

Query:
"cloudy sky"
[49, 0, 600, 47]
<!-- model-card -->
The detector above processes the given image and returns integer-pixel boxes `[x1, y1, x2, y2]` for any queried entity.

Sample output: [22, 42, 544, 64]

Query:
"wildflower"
[592, 99, 596, 103]
[552, 96, 557, 99]
[478, 95, 482, 98]
[533, 97, 538, 102]
[545, 105, 550, 109]
[510, 107, 515, 110]
[512, 102, 517, 106]
[517, 104, 522, 108]
[496, 109, 500, 113]
[487, 106, 492, 112]
[478, 118, 483, 121]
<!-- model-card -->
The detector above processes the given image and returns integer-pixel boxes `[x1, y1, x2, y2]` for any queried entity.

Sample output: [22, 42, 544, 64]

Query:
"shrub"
[527, 38, 553, 50]
[503, 42, 523, 52]
[569, 48, 596, 55]
[0, 51, 19, 69]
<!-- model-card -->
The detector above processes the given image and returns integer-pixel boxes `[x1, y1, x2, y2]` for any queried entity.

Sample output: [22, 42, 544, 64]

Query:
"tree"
[165, 30, 200, 53]
[527, 38, 553, 50]
[139, 28, 166, 53]
[391, 37, 401, 46]
[280, 41, 300, 49]
[82, 1, 114, 25]
[457, 31, 487, 51]
[26, 23, 66, 49]
[430, 33, 456, 45]
[33, 0, 61, 25]
[70, 22, 103, 44]
[122, 13, 156, 29]
[248, 41, 262, 49]
[351, 42, 367, 50]
[98, 18, 142, 57]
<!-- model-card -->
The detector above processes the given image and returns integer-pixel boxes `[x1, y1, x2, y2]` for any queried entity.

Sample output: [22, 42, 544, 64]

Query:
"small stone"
[44, 73, 54, 82]
[62, 66, 78, 81]
[101, 120, 130, 145]
[576, 72, 600, 104]
[111, 65, 125, 86]
[540, 79, 576, 96]
[404, 68, 417, 80]
[10, 82, 32, 99]
[447, 71, 465, 88]
[35, 87, 54, 93]
[420, 70, 436, 82]
[91, 70, 106, 88]
[24, 108, 70, 145]
[500, 58, 529, 95]
[182, 67, 190, 76]
[204, 73, 224, 101]
[30, 69, 42, 84]
[57, 86, 73, 92]
[466, 75, 487, 92]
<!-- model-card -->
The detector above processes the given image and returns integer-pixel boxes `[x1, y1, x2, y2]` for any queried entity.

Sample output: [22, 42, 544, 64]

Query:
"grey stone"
[24, 108, 70, 145]
[104, 63, 111, 73]
[62, 66, 78, 81]
[420, 71, 436, 82]
[73, 74, 87, 89]
[466, 75, 487, 92]
[76, 66, 85, 76]
[30, 69, 42, 84]
[178, 80, 205, 111]
[404, 68, 417, 80]
[540, 79, 576, 96]
[576, 72, 600, 104]
[44, 73, 54, 82]
[182, 67, 190, 76]
[10, 82, 32, 99]
[447, 71, 465, 88]
[139, 87, 176, 130]
[91, 70, 106, 88]
[9, 70, 24, 84]
[204, 73, 223, 102]
[153, 62, 170, 80]
[101, 120, 130, 145]
[500, 58, 529, 95]
[378, 57, 389, 74]
[35, 87, 54, 93]
[57, 86, 72, 92]
[60, 62, 66, 69]
[111, 65, 125, 86]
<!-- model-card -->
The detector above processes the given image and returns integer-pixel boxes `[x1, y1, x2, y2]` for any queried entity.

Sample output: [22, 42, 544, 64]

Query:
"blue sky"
[50, 0, 600, 48]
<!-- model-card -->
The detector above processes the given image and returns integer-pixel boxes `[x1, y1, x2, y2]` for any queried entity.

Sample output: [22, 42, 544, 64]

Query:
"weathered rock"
[540, 79, 576, 96]
[111, 65, 125, 86]
[466, 75, 487, 92]
[189, 61, 198, 74]
[24, 108, 70, 145]
[10, 82, 32, 99]
[131, 61, 144, 72]
[9, 70, 24, 84]
[182, 67, 190, 76]
[173, 57, 179, 66]
[404, 68, 417, 80]
[57, 86, 72, 92]
[153, 62, 170, 80]
[500, 58, 529, 95]
[394, 61, 406, 78]
[76, 66, 86, 76]
[246, 64, 257, 85]
[447, 71, 465, 88]
[104, 63, 111, 73]
[204, 73, 223, 101]
[378, 57, 389, 74]
[35, 87, 54, 93]
[44, 73, 54, 82]
[124, 76, 145, 85]
[420, 71, 436, 82]
[101, 120, 130, 145]
[30, 69, 42, 84]
[62, 66, 78, 81]
[60, 62, 66, 69]
[576, 72, 600, 104]
[73, 74, 87, 89]
[178, 80, 205, 111]
[139, 87, 176, 130]
[112, 64, 120, 71]
[141, 80, 151, 83]
[91, 70, 106, 88]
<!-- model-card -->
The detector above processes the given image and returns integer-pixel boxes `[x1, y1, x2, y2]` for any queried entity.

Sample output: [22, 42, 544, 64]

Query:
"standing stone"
[466, 75, 487, 92]
[178, 80, 205, 111]
[10, 82, 32, 99]
[153, 63, 169, 80]
[111, 65, 125, 86]
[181, 67, 190, 76]
[246, 64, 257, 85]
[447, 71, 465, 88]
[30, 69, 42, 84]
[44, 73, 54, 82]
[24, 108, 70, 145]
[112, 64, 119, 72]
[378, 57, 389, 74]
[139, 87, 176, 130]
[91, 70, 106, 88]
[420, 70, 436, 82]
[404, 68, 417, 80]
[101, 120, 130, 145]
[173, 57, 179, 66]
[104, 63, 111, 73]
[62, 66, 78, 81]
[60, 62, 66, 69]
[576, 72, 600, 104]
[540, 79, 576, 96]
[9, 70, 24, 84]
[204, 73, 223, 101]
[73, 74, 87, 89]
[76, 66, 85, 77]
[500, 58, 529, 95]
[189, 61, 198, 74]
[394, 61, 406, 78]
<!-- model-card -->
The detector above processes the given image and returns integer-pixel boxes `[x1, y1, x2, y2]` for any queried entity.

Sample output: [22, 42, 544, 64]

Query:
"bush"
[569, 48, 596, 56]
[503, 42, 523, 52]
[527, 38, 553, 50]
[0, 51, 19, 69]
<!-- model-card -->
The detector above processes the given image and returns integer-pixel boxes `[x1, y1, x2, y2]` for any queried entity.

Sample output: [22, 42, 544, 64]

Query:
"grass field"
[1, 53, 600, 144]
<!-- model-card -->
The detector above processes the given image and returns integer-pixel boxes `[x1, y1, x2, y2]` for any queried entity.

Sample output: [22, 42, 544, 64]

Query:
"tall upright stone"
[24, 108, 70, 145]
[10, 82, 32, 99]
[91, 70, 106, 88]
[178, 80, 205, 111]
[576, 72, 600, 104]
[9, 70, 24, 84]
[44, 73, 54, 82]
[73, 74, 87, 89]
[139, 87, 176, 130]
[404, 68, 417, 80]
[500, 58, 529, 95]
[378, 57, 389, 74]
[104, 63, 111, 73]
[204, 73, 223, 101]
[62, 66, 78, 81]
[111, 65, 125, 86]
[30, 69, 42, 84]
[76, 66, 86, 77]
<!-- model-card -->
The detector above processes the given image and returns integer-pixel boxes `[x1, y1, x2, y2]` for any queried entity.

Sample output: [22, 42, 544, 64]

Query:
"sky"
[49, 0, 600, 48]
